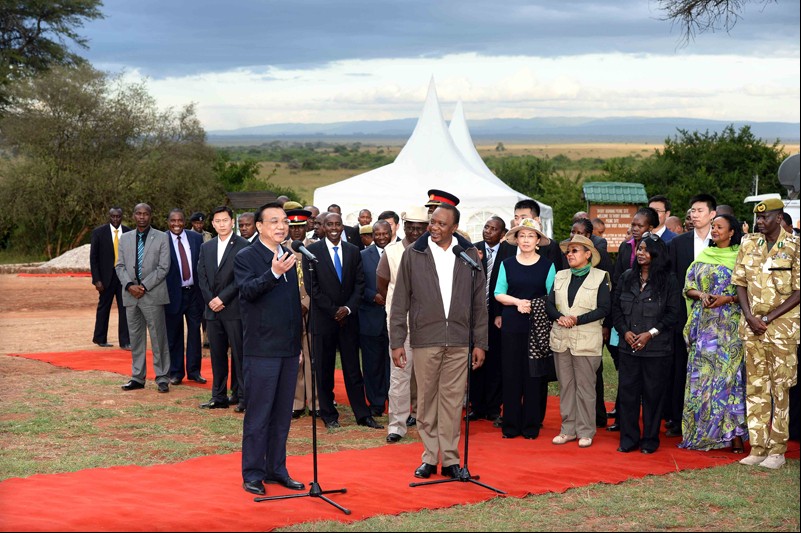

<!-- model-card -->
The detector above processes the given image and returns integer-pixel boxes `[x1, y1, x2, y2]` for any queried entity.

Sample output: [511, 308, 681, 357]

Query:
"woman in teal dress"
[679, 214, 748, 452]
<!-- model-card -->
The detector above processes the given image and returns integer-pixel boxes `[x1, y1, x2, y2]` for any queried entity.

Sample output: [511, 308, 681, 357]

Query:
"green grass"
[0, 248, 46, 265]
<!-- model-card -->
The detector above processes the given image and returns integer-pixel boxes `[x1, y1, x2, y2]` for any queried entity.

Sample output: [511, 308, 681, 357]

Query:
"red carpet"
[3, 403, 793, 532]
[17, 272, 91, 277]
[8, 350, 348, 401]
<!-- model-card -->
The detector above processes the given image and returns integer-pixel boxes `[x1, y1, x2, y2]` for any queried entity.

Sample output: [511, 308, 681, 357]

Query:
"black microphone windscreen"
[452, 245, 465, 256]
[291, 240, 304, 252]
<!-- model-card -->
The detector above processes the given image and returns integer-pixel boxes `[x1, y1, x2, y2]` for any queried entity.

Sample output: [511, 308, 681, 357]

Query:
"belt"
[182, 285, 194, 290]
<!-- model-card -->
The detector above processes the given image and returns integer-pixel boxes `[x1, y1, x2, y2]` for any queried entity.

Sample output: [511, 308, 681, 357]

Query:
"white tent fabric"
[447, 101, 553, 237]
[313, 79, 549, 241]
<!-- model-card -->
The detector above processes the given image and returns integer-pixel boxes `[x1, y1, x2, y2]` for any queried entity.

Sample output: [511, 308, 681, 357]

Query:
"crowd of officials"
[89, 189, 800, 495]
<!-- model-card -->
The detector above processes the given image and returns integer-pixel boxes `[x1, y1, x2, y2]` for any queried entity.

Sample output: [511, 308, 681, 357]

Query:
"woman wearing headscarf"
[612, 234, 681, 454]
[494, 219, 555, 439]
[546, 235, 610, 448]
[679, 214, 748, 453]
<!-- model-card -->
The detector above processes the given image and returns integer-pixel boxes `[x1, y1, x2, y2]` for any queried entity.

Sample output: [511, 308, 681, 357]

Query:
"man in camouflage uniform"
[732, 198, 800, 469]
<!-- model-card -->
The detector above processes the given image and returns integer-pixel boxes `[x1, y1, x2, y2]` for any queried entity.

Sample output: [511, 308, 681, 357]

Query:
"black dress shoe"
[406, 416, 417, 426]
[357, 416, 384, 429]
[606, 423, 620, 432]
[640, 449, 655, 454]
[264, 477, 305, 491]
[157, 382, 169, 393]
[200, 400, 229, 409]
[234, 403, 246, 413]
[617, 446, 637, 453]
[120, 344, 132, 351]
[169, 377, 182, 385]
[664, 419, 677, 430]
[492, 416, 503, 428]
[121, 380, 144, 391]
[607, 409, 617, 418]
[386, 432, 402, 443]
[441, 464, 461, 478]
[188, 375, 207, 384]
[464, 410, 480, 421]
[665, 427, 682, 438]
[94, 341, 113, 348]
[243, 480, 265, 495]
[324, 420, 340, 429]
[414, 463, 437, 478]
[292, 409, 305, 419]
[312, 410, 321, 418]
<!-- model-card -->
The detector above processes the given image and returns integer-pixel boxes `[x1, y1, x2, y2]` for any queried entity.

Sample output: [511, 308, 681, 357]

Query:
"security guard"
[732, 198, 800, 469]
[425, 189, 460, 215]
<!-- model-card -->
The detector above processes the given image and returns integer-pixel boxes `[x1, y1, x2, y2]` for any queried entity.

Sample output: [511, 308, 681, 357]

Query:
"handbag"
[528, 295, 557, 381]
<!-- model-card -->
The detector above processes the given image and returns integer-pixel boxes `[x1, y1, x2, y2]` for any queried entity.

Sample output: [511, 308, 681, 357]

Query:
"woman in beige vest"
[546, 235, 611, 448]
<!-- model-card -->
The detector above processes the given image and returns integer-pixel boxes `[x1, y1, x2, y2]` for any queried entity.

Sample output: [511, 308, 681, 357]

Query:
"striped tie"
[485, 246, 494, 301]
[136, 232, 145, 281]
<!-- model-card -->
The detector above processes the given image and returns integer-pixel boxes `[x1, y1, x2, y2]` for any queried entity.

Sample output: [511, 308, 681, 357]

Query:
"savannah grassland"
[259, 142, 801, 202]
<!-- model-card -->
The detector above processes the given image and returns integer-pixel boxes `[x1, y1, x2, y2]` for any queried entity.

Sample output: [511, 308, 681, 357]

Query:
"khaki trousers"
[387, 335, 415, 435]
[293, 330, 318, 411]
[554, 349, 601, 439]
[414, 345, 469, 467]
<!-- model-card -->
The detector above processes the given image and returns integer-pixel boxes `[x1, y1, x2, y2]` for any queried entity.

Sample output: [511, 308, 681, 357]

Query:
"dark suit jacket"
[197, 234, 250, 321]
[234, 241, 302, 358]
[165, 230, 203, 315]
[590, 233, 608, 252]
[90, 223, 131, 287]
[343, 225, 364, 250]
[668, 231, 696, 321]
[303, 239, 365, 335]
[359, 244, 387, 336]
[660, 228, 677, 243]
[473, 240, 517, 319]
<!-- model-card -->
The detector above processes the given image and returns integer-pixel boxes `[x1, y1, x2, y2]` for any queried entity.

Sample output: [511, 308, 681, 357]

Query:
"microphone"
[291, 240, 318, 263]
[452, 245, 481, 271]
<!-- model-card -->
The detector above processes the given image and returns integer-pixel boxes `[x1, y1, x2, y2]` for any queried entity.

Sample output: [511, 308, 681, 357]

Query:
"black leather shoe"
[607, 409, 617, 418]
[228, 396, 239, 405]
[234, 403, 246, 413]
[441, 464, 461, 478]
[188, 375, 207, 384]
[606, 423, 620, 432]
[641, 449, 655, 454]
[121, 380, 144, 391]
[492, 416, 503, 428]
[157, 382, 169, 393]
[464, 410, 479, 421]
[94, 341, 113, 348]
[414, 463, 437, 478]
[664, 419, 677, 430]
[292, 409, 305, 419]
[357, 416, 384, 429]
[406, 416, 417, 426]
[242, 480, 265, 495]
[325, 420, 340, 429]
[169, 377, 182, 385]
[264, 477, 305, 490]
[200, 400, 229, 409]
[312, 410, 321, 418]
[617, 446, 638, 453]
[119, 344, 132, 351]
[665, 427, 682, 438]
[386, 432, 402, 443]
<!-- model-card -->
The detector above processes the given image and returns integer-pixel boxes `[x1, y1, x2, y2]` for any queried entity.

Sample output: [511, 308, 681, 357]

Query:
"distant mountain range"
[208, 116, 800, 144]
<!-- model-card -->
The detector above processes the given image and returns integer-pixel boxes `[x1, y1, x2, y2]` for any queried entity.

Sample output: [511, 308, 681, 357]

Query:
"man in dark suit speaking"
[234, 202, 305, 496]
[90, 206, 131, 349]
[303, 212, 382, 430]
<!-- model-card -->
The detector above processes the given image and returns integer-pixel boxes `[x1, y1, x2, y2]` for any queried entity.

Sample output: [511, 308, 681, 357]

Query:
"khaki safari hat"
[401, 205, 430, 223]
[559, 234, 600, 267]
[753, 198, 784, 213]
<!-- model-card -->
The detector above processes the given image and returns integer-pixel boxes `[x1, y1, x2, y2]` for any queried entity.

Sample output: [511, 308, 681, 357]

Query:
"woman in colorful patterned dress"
[678, 214, 748, 452]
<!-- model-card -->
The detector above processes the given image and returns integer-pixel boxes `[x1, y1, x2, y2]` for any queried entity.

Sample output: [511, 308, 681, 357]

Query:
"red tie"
[177, 235, 190, 282]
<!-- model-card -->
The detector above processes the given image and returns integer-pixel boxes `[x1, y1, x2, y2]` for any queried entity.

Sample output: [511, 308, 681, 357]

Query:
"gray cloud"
[82, 0, 800, 77]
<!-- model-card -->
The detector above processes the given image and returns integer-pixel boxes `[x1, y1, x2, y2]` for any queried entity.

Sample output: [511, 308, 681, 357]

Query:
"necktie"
[177, 235, 190, 282]
[332, 246, 343, 282]
[485, 246, 494, 300]
[136, 232, 145, 281]
[113, 229, 119, 264]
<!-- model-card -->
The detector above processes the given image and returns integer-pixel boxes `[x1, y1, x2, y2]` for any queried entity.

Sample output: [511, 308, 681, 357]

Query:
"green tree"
[213, 150, 260, 190]
[0, 64, 224, 258]
[605, 125, 786, 224]
[0, 0, 104, 111]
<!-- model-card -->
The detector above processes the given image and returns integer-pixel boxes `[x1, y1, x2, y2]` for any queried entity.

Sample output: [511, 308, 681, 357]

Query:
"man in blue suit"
[649, 195, 677, 243]
[359, 220, 393, 417]
[234, 202, 305, 496]
[164, 208, 206, 385]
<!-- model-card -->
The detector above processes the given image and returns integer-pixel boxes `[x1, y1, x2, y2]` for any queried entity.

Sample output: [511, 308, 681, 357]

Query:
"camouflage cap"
[753, 198, 784, 213]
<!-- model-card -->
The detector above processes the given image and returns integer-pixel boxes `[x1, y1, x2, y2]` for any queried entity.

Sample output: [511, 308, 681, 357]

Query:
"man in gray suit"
[115, 203, 172, 393]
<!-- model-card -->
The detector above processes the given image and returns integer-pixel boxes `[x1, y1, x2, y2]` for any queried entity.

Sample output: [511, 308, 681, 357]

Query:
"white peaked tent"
[447, 101, 553, 237]
[313, 79, 550, 241]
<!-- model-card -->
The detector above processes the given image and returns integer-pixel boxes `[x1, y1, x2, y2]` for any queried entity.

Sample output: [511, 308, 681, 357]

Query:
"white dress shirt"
[693, 226, 712, 259]
[429, 236, 457, 319]
[216, 233, 231, 267]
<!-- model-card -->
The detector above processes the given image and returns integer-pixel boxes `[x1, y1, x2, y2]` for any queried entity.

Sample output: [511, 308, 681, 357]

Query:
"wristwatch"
[761, 316, 770, 324]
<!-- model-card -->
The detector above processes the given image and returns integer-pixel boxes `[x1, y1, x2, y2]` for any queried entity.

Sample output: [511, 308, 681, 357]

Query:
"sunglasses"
[640, 232, 660, 242]
[565, 247, 589, 255]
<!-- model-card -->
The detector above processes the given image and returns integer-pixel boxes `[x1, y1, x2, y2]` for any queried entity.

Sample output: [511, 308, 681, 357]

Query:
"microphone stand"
[255, 255, 351, 514]
[410, 256, 505, 494]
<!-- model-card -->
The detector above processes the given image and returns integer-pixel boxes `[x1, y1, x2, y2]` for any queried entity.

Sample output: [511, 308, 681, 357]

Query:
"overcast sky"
[79, 0, 800, 130]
